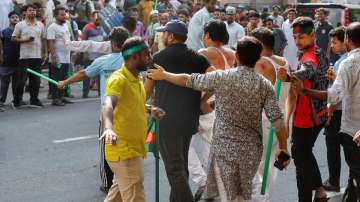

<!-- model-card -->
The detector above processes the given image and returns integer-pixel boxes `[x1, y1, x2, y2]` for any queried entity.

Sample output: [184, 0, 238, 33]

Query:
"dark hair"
[122, 36, 147, 60]
[264, 17, 273, 23]
[251, 27, 275, 50]
[203, 20, 229, 44]
[236, 36, 263, 67]
[286, 8, 297, 14]
[329, 27, 345, 43]
[292, 17, 314, 32]
[345, 22, 360, 47]
[248, 10, 260, 18]
[54, 6, 66, 17]
[172, 33, 187, 43]
[109, 27, 130, 49]
[23, 4, 37, 11]
[8, 11, 19, 18]
[122, 16, 137, 34]
[315, 8, 328, 16]
[177, 9, 190, 17]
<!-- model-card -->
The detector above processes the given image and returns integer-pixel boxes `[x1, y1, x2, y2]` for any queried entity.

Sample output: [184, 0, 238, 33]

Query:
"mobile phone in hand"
[274, 151, 290, 171]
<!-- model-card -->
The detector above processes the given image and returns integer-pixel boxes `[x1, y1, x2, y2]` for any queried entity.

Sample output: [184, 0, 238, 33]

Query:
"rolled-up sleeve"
[263, 81, 283, 131]
[186, 70, 223, 92]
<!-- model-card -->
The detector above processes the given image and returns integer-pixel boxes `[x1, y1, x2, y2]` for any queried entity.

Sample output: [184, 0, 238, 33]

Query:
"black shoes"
[323, 179, 341, 192]
[11, 100, 27, 109]
[52, 99, 65, 106]
[30, 99, 44, 108]
[61, 98, 73, 104]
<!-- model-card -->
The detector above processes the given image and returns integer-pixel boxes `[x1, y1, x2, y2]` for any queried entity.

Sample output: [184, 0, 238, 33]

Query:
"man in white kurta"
[282, 9, 298, 72]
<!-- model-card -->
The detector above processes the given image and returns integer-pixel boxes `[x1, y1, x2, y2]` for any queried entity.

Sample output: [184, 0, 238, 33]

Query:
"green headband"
[122, 44, 147, 58]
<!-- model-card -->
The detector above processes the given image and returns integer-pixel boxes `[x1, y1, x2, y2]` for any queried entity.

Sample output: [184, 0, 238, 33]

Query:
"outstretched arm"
[147, 64, 190, 87]
[57, 70, 87, 89]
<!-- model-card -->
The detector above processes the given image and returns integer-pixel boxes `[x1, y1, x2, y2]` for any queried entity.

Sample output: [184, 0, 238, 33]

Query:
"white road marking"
[53, 135, 98, 144]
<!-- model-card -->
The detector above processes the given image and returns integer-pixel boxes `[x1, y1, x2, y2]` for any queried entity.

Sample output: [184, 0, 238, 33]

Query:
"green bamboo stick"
[26, 68, 58, 85]
[261, 79, 282, 195]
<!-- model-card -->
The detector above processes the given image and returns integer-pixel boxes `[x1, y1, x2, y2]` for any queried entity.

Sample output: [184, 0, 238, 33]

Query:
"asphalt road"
[0, 86, 350, 202]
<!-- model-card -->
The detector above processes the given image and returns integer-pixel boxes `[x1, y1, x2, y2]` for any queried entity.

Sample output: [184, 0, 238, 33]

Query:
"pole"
[261, 79, 282, 195]
[26, 68, 58, 85]
[154, 119, 160, 202]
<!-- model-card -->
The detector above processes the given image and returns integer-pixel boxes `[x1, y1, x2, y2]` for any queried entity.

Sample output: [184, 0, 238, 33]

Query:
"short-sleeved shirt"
[12, 20, 45, 59]
[105, 65, 147, 161]
[47, 22, 71, 64]
[85, 52, 123, 105]
[82, 23, 105, 61]
[1, 27, 20, 67]
[153, 43, 210, 136]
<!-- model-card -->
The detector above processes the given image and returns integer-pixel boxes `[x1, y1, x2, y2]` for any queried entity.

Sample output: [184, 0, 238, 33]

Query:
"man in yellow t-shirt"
[100, 37, 164, 202]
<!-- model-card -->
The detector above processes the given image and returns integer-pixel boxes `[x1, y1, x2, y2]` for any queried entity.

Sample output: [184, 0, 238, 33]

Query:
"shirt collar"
[121, 64, 140, 82]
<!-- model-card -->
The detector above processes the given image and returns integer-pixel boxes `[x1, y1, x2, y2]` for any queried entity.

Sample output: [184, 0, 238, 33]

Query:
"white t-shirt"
[47, 22, 71, 63]
[47, 23, 70, 64]
[226, 21, 245, 48]
[12, 20, 45, 59]
[272, 15, 284, 28]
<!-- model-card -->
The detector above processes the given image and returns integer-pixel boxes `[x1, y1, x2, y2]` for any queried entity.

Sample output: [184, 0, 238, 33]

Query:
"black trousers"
[49, 64, 69, 99]
[13, 59, 42, 104]
[160, 133, 194, 202]
[341, 133, 360, 180]
[292, 125, 324, 202]
[99, 120, 113, 189]
[324, 110, 342, 187]
[0, 71, 15, 103]
[82, 61, 92, 97]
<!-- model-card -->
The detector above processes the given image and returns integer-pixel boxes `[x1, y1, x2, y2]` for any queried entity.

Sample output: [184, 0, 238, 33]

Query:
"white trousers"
[188, 112, 215, 187]
[250, 113, 279, 202]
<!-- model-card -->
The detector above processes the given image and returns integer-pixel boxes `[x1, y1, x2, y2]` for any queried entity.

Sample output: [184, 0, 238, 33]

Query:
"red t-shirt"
[293, 46, 319, 128]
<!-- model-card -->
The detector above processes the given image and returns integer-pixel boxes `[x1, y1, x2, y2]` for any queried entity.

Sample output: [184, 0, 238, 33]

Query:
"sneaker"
[0, 107, 4, 112]
[61, 98, 73, 104]
[323, 179, 340, 192]
[30, 99, 44, 108]
[52, 99, 65, 106]
[82, 94, 89, 99]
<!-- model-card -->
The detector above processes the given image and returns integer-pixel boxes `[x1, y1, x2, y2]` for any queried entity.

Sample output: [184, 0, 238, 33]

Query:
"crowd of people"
[1, 1, 360, 202]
